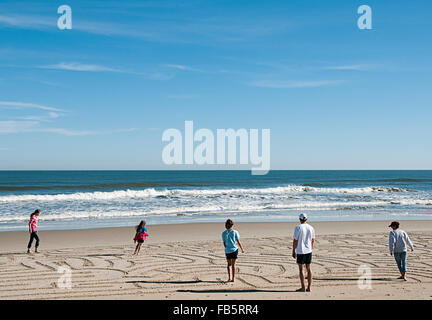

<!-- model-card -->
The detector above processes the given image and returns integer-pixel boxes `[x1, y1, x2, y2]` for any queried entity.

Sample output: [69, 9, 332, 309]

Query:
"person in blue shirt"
[133, 220, 149, 255]
[222, 219, 245, 282]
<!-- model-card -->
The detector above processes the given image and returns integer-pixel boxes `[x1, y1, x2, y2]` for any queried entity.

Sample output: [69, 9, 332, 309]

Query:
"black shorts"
[137, 239, 144, 244]
[226, 249, 238, 260]
[296, 253, 312, 265]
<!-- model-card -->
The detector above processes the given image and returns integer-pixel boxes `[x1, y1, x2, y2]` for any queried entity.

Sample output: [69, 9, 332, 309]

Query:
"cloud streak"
[38, 62, 123, 73]
[163, 64, 202, 72]
[250, 80, 343, 89]
[36, 62, 174, 80]
[0, 14, 54, 29]
[0, 10, 295, 44]
[0, 101, 65, 112]
[0, 120, 137, 136]
[0, 120, 96, 136]
[0, 101, 138, 136]
[322, 64, 373, 71]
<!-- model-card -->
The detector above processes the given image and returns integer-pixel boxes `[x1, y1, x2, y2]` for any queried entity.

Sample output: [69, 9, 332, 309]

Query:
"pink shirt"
[29, 215, 38, 232]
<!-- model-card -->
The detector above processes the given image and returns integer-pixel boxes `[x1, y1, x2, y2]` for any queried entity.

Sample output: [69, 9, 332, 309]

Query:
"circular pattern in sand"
[0, 232, 431, 299]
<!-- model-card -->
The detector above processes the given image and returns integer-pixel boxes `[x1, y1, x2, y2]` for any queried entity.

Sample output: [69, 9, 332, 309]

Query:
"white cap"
[299, 213, 308, 220]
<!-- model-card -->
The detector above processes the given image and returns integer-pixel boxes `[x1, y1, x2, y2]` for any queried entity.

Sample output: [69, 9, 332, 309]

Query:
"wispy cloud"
[36, 127, 99, 136]
[0, 10, 295, 44]
[17, 112, 61, 122]
[0, 121, 95, 136]
[163, 64, 201, 72]
[250, 80, 343, 89]
[0, 14, 54, 29]
[322, 64, 373, 71]
[0, 120, 137, 136]
[0, 120, 38, 134]
[38, 62, 123, 73]
[0, 101, 135, 136]
[0, 101, 65, 112]
[36, 62, 174, 80]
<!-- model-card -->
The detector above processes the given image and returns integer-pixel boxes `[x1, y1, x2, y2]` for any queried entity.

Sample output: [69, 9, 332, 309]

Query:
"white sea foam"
[0, 185, 412, 203]
[0, 200, 414, 224]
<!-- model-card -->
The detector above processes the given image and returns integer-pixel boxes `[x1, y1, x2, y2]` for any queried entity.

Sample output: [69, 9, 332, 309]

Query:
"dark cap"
[388, 221, 400, 228]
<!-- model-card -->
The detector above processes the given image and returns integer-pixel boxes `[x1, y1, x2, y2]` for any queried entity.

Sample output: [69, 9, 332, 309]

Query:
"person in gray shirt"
[388, 221, 414, 281]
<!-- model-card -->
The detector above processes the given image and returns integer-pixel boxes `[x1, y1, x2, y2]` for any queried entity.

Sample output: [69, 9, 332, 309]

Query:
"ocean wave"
[0, 200, 398, 223]
[0, 182, 204, 192]
[0, 185, 414, 203]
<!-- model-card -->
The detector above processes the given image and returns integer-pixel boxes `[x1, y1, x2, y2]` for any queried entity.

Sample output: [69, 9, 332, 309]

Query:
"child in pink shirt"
[27, 209, 41, 254]
[133, 220, 149, 255]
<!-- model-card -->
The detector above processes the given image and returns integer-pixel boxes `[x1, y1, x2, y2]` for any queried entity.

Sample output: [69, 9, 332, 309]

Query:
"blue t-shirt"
[137, 226, 147, 233]
[222, 229, 240, 253]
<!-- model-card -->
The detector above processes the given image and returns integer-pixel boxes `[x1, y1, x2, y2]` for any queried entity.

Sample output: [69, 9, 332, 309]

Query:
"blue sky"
[0, 0, 431, 170]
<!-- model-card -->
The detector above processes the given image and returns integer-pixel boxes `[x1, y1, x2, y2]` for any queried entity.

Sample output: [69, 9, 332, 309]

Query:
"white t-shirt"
[293, 223, 315, 255]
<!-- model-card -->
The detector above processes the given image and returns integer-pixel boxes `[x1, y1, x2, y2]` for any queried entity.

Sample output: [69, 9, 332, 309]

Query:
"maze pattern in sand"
[0, 232, 431, 299]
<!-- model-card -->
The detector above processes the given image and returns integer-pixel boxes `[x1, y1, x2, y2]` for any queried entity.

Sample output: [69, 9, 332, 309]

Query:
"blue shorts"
[226, 249, 239, 260]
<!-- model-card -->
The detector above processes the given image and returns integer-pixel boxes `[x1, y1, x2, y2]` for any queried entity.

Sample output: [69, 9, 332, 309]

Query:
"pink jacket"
[134, 231, 149, 243]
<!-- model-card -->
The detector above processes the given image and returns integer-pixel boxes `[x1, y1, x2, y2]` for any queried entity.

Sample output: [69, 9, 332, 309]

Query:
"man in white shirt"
[292, 213, 315, 292]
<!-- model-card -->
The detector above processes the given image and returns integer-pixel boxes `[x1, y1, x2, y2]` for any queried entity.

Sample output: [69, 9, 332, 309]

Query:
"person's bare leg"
[305, 264, 312, 291]
[231, 259, 236, 282]
[226, 259, 232, 282]
[35, 247, 40, 253]
[297, 264, 306, 291]
[136, 243, 142, 255]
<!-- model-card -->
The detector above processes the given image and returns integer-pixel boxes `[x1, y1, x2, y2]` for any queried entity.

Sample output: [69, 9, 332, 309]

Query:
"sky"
[0, 0, 431, 170]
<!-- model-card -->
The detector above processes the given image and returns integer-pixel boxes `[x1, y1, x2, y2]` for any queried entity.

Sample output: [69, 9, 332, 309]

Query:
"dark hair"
[390, 221, 400, 229]
[225, 219, 234, 229]
[30, 209, 40, 218]
[136, 220, 146, 232]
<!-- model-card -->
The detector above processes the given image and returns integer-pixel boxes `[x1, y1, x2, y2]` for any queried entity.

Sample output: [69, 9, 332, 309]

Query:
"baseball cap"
[389, 221, 400, 228]
[299, 213, 308, 220]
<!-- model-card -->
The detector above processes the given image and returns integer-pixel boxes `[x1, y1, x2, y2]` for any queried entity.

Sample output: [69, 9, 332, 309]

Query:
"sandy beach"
[0, 220, 431, 300]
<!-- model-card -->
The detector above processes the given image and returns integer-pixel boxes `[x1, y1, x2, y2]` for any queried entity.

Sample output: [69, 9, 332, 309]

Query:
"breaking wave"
[0, 185, 412, 203]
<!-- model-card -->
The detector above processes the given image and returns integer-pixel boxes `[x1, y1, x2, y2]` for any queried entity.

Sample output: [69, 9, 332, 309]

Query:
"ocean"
[0, 170, 431, 231]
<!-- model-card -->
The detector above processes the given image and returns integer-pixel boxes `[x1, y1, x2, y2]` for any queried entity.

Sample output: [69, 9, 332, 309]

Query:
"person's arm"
[389, 232, 395, 255]
[405, 233, 414, 251]
[292, 227, 299, 258]
[311, 227, 315, 250]
[237, 239, 245, 253]
[28, 220, 32, 233]
[292, 239, 298, 259]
